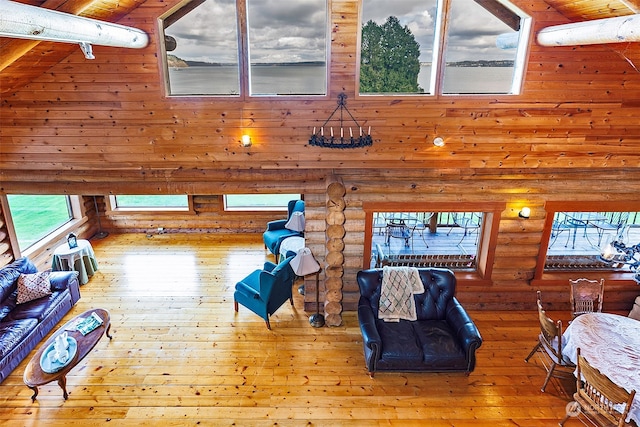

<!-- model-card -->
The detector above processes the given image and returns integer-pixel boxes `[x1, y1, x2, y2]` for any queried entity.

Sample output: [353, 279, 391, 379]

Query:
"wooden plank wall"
[1, 0, 640, 320]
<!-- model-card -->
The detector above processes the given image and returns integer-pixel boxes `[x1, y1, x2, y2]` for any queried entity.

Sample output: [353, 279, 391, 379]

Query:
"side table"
[52, 239, 99, 285]
[23, 308, 112, 401]
[279, 236, 305, 263]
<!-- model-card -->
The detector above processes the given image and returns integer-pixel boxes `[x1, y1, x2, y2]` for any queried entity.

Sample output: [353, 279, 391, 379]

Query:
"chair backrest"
[261, 256, 295, 313]
[575, 348, 636, 426]
[536, 291, 565, 364]
[569, 278, 604, 317]
[287, 200, 305, 220]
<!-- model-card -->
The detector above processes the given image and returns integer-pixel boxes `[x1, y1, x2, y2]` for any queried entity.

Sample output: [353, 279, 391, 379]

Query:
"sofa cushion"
[413, 320, 467, 369]
[375, 320, 423, 370]
[16, 271, 52, 304]
[0, 318, 38, 359]
[0, 258, 38, 303]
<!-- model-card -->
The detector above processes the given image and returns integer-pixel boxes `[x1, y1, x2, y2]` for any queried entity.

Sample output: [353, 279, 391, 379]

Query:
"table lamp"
[290, 247, 324, 327]
[285, 211, 305, 232]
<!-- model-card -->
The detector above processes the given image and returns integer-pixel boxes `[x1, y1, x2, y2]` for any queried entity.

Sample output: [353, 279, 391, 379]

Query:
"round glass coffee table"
[23, 308, 112, 401]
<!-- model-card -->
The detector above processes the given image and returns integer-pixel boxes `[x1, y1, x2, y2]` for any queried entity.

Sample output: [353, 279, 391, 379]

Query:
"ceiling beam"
[538, 14, 640, 46]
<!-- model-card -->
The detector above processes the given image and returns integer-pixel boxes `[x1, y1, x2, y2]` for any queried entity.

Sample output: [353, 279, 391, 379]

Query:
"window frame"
[106, 195, 194, 215]
[223, 194, 302, 212]
[356, 0, 532, 98]
[363, 201, 504, 284]
[1, 194, 86, 260]
[533, 201, 640, 286]
[158, 0, 331, 99]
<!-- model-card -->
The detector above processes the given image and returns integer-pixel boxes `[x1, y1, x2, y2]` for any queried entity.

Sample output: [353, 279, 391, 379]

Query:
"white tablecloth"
[52, 239, 99, 284]
[279, 236, 305, 262]
[561, 312, 640, 423]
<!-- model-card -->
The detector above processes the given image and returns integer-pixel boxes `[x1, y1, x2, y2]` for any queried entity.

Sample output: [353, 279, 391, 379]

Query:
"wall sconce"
[433, 136, 445, 147]
[519, 207, 531, 219]
[241, 135, 252, 147]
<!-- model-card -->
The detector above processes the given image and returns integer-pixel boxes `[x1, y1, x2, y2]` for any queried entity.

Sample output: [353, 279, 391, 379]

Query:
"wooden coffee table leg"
[57, 376, 69, 400]
[28, 385, 38, 402]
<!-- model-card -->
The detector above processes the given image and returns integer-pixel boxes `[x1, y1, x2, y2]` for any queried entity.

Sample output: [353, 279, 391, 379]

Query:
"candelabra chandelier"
[599, 239, 640, 284]
[309, 92, 372, 149]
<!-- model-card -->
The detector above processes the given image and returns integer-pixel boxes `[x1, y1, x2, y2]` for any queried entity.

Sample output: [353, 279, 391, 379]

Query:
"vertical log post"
[325, 176, 346, 326]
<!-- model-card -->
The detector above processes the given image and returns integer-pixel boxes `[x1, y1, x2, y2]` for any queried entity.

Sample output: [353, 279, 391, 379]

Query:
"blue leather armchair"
[357, 267, 482, 377]
[262, 200, 305, 257]
[233, 255, 296, 329]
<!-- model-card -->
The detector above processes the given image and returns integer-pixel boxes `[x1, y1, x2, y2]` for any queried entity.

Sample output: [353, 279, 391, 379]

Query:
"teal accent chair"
[233, 255, 296, 329]
[262, 200, 305, 257]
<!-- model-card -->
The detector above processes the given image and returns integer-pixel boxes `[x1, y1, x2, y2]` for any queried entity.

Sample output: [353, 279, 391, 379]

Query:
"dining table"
[561, 312, 640, 424]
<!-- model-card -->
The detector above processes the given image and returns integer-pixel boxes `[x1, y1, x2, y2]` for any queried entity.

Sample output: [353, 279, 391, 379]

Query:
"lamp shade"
[290, 247, 320, 276]
[285, 211, 305, 232]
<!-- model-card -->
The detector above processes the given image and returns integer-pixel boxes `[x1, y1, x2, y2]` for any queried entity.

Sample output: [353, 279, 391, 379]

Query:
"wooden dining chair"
[569, 278, 604, 318]
[559, 348, 636, 427]
[525, 290, 575, 392]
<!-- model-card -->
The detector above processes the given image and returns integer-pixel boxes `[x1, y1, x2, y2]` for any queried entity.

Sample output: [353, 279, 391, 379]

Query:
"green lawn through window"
[7, 195, 72, 250]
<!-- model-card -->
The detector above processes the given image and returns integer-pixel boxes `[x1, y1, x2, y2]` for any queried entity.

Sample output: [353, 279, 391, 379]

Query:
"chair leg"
[525, 342, 541, 362]
[234, 300, 238, 312]
[265, 319, 271, 330]
[289, 297, 294, 305]
[541, 362, 557, 392]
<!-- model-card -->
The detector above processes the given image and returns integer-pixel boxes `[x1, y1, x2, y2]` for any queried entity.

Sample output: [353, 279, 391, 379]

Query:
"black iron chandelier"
[309, 92, 372, 149]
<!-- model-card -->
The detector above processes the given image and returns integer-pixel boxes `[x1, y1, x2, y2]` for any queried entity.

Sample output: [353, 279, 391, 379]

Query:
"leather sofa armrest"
[265, 219, 287, 231]
[357, 297, 382, 374]
[446, 298, 483, 371]
[49, 271, 81, 304]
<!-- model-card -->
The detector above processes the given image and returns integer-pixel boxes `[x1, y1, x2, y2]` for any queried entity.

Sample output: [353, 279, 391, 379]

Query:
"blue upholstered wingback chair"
[262, 200, 305, 257]
[233, 255, 296, 329]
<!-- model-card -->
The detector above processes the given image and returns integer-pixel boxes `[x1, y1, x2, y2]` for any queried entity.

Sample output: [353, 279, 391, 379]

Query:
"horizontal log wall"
[1, 0, 640, 318]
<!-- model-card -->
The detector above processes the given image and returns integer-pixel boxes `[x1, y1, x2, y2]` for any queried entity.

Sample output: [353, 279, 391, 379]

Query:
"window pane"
[163, 0, 240, 96]
[360, 1, 436, 94]
[247, 0, 327, 95]
[545, 211, 640, 273]
[7, 195, 72, 250]
[443, 0, 527, 94]
[115, 195, 189, 208]
[371, 211, 482, 269]
[225, 194, 301, 210]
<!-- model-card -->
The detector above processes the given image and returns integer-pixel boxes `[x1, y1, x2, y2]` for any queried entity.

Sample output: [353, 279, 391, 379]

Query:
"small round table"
[52, 239, 99, 285]
[279, 236, 305, 262]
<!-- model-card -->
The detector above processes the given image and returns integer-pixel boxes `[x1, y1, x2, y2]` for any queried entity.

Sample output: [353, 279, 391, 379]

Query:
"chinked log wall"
[1, 0, 640, 324]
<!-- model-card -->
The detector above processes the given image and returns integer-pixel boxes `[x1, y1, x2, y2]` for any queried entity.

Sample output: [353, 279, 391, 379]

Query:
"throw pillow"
[16, 271, 52, 304]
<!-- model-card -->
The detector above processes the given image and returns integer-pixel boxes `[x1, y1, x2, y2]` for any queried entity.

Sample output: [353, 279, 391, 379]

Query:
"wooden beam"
[538, 14, 640, 46]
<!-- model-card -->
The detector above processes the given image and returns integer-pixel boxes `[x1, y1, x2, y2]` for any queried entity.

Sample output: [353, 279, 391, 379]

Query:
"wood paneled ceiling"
[1, 0, 639, 96]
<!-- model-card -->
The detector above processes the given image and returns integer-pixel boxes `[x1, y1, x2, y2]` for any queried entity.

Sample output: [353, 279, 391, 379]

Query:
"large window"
[364, 202, 504, 283]
[6, 195, 75, 251]
[534, 201, 640, 284]
[161, 0, 328, 96]
[359, 0, 531, 95]
[224, 194, 301, 211]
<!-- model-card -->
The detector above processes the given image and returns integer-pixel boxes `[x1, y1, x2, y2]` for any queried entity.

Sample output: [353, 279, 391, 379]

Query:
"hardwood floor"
[0, 233, 594, 426]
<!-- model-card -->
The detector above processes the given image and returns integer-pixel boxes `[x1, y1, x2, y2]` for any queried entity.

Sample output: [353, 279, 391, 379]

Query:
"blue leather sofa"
[262, 200, 305, 257]
[357, 267, 482, 377]
[0, 257, 80, 383]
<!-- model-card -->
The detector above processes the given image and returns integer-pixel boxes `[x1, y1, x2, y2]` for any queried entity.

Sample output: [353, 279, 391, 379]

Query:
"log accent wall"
[2, 0, 640, 322]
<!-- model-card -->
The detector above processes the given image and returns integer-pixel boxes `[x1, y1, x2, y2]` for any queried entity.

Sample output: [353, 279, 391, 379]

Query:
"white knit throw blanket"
[379, 266, 424, 322]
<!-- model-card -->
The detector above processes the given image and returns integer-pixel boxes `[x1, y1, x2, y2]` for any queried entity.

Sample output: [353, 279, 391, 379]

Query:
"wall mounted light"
[519, 207, 531, 219]
[433, 136, 445, 147]
[241, 135, 252, 147]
